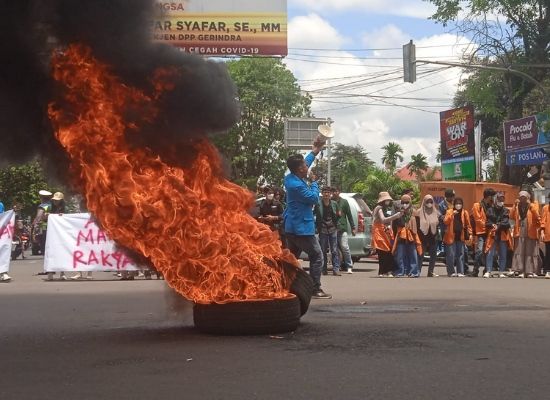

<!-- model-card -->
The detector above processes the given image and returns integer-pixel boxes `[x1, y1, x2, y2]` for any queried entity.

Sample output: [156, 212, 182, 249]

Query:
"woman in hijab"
[443, 197, 471, 277]
[392, 194, 422, 277]
[510, 190, 541, 278]
[415, 194, 440, 277]
[371, 192, 402, 277]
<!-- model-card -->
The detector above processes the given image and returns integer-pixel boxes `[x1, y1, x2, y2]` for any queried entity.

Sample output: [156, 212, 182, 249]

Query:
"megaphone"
[317, 124, 335, 138]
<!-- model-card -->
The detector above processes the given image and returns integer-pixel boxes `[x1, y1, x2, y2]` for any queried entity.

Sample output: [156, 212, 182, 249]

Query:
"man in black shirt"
[315, 187, 341, 276]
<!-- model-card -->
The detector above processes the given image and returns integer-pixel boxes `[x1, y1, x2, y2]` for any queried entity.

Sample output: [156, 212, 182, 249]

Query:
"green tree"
[212, 58, 311, 188]
[353, 166, 417, 208]
[381, 142, 404, 173]
[408, 153, 429, 180]
[313, 143, 373, 192]
[427, 0, 550, 183]
[0, 161, 53, 218]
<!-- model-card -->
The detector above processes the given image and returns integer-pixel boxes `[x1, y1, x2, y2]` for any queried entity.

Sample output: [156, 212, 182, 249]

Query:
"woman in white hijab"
[415, 194, 440, 277]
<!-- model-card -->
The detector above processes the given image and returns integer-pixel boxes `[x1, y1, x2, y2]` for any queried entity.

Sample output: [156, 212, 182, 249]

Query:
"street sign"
[505, 147, 548, 166]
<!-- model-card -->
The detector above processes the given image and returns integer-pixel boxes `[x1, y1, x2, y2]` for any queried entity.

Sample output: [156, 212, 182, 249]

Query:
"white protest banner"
[44, 213, 140, 272]
[0, 210, 15, 274]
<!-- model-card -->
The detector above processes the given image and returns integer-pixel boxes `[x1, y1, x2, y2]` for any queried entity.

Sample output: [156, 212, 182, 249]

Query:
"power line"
[288, 43, 472, 52]
[288, 52, 466, 60]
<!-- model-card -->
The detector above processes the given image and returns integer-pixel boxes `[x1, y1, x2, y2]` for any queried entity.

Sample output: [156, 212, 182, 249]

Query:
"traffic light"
[403, 40, 416, 83]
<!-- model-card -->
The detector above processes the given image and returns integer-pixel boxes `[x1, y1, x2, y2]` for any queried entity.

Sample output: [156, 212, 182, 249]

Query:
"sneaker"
[483, 272, 491, 278]
[526, 273, 536, 278]
[450, 273, 458, 277]
[386, 273, 394, 278]
[312, 290, 332, 299]
[457, 273, 466, 277]
[332, 271, 342, 276]
[345, 268, 353, 274]
[60, 274, 68, 281]
[427, 273, 439, 277]
[0, 273, 11, 282]
[517, 273, 525, 278]
[499, 274, 508, 278]
[70, 273, 82, 280]
[545, 272, 550, 279]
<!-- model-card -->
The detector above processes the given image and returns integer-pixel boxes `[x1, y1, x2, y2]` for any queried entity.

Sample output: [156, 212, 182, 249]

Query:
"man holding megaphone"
[283, 134, 332, 300]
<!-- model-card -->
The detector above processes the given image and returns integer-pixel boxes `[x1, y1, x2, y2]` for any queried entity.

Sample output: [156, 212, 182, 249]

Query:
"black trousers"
[378, 250, 395, 275]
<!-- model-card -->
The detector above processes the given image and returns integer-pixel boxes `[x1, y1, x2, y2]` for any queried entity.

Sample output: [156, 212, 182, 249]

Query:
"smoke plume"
[0, 0, 239, 172]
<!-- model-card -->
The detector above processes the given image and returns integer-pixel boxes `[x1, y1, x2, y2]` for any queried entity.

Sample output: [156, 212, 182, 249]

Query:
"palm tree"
[408, 153, 429, 180]
[408, 154, 429, 180]
[381, 142, 404, 173]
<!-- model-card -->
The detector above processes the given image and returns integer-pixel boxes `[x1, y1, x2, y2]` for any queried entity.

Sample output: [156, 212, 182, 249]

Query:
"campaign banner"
[440, 106, 476, 181]
[0, 210, 15, 274]
[504, 115, 538, 151]
[506, 147, 549, 166]
[152, 0, 287, 56]
[44, 213, 140, 272]
[441, 158, 476, 182]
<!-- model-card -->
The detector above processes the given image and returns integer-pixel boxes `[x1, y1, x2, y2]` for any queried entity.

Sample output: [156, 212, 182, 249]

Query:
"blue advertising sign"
[506, 147, 549, 166]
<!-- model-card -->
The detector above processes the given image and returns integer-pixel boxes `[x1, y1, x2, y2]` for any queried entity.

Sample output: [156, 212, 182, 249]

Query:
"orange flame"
[48, 44, 297, 303]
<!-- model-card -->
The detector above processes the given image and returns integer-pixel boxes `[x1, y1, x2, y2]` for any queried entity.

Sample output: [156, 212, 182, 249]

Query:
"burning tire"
[281, 262, 314, 317]
[286, 265, 313, 317]
[193, 296, 301, 335]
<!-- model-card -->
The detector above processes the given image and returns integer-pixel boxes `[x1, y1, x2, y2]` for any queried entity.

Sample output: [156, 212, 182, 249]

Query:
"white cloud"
[292, 0, 436, 19]
[285, 15, 476, 167]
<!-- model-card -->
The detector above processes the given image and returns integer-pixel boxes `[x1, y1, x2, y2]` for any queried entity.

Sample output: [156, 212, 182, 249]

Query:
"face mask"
[384, 200, 391, 207]
[455, 204, 463, 210]
[402, 203, 410, 210]
[425, 203, 433, 209]
[267, 194, 274, 200]
[497, 201, 504, 207]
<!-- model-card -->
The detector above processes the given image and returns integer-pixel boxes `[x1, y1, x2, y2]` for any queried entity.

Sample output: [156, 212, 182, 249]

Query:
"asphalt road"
[1, 256, 550, 400]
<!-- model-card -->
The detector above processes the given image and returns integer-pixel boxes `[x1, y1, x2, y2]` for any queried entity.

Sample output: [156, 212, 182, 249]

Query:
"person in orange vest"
[392, 194, 422, 277]
[471, 188, 496, 277]
[483, 192, 513, 278]
[371, 192, 402, 277]
[443, 197, 472, 276]
[540, 198, 550, 279]
[510, 190, 541, 278]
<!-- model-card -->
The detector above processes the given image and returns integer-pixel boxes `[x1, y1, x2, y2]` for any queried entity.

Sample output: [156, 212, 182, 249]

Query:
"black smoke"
[0, 0, 239, 172]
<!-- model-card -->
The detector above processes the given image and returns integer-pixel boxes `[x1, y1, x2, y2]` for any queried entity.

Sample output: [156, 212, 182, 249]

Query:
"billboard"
[152, 0, 287, 56]
[503, 115, 538, 151]
[439, 106, 476, 181]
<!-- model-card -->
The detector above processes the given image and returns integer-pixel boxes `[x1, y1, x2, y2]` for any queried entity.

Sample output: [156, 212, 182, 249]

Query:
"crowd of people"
[4, 141, 550, 292]
[358, 186, 550, 280]
[0, 189, 163, 282]
[255, 141, 550, 300]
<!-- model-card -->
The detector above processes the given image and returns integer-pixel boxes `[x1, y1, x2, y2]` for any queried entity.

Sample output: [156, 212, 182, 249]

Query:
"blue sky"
[283, 0, 473, 166]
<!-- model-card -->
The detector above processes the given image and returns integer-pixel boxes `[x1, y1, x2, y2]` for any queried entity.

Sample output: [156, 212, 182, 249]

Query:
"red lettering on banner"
[84, 218, 95, 229]
[76, 229, 94, 246]
[0, 223, 14, 239]
[87, 250, 99, 265]
[121, 255, 133, 269]
[73, 250, 86, 268]
[96, 230, 108, 244]
[100, 250, 113, 267]
[112, 251, 123, 269]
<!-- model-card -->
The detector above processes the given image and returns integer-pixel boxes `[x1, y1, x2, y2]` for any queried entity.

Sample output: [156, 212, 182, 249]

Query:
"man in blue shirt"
[284, 143, 331, 299]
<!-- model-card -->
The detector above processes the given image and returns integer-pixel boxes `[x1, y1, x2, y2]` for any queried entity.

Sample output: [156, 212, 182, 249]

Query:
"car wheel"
[193, 296, 301, 335]
[282, 262, 313, 316]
